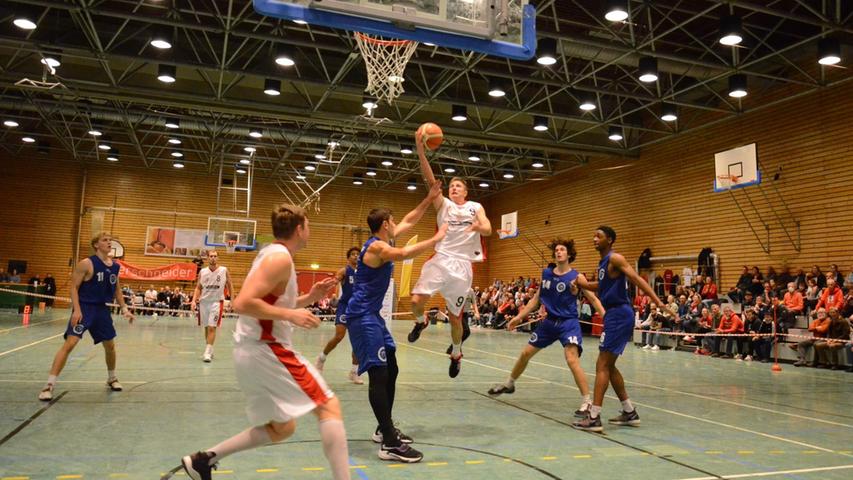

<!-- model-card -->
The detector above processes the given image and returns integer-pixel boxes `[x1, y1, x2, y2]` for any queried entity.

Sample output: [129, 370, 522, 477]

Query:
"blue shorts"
[64, 303, 116, 344]
[529, 318, 583, 355]
[334, 310, 347, 326]
[599, 304, 634, 355]
[346, 313, 396, 376]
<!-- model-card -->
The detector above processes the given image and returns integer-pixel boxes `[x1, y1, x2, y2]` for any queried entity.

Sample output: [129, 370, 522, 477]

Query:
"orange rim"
[355, 32, 413, 46]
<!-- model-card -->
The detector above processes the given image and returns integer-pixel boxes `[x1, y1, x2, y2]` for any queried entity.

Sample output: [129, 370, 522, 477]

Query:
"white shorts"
[197, 301, 224, 327]
[233, 340, 334, 425]
[412, 254, 473, 316]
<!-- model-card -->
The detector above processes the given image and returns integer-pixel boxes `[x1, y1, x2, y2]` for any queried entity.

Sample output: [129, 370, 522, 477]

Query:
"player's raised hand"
[289, 309, 321, 329]
[433, 223, 449, 242]
[428, 180, 443, 200]
[310, 276, 338, 299]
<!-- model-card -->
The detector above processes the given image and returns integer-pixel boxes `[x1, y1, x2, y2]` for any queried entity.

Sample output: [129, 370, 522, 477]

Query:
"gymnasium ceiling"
[0, 0, 850, 199]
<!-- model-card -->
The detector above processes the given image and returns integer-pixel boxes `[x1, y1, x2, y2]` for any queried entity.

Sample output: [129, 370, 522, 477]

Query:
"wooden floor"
[1, 309, 852, 480]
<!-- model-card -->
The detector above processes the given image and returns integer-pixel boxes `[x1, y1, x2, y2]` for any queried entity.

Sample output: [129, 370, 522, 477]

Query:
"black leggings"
[367, 348, 399, 446]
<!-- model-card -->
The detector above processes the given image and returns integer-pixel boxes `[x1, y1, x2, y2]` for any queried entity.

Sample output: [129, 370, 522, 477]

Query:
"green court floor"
[1, 309, 852, 479]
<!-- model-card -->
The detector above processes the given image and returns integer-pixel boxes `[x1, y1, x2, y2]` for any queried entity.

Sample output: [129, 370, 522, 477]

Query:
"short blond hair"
[91, 231, 112, 248]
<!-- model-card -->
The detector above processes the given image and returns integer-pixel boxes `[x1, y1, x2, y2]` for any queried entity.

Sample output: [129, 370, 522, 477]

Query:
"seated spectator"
[814, 307, 851, 369]
[766, 266, 778, 285]
[640, 306, 671, 351]
[144, 285, 158, 309]
[748, 266, 764, 297]
[0, 268, 8, 282]
[730, 266, 752, 303]
[804, 277, 820, 313]
[8, 269, 21, 283]
[811, 265, 826, 289]
[693, 307, 715, 355]
[843, 289, 853, 319]
[736, 308, 759, 361]
[779, 282, 804, 332]
[748, 308, 775, 363]
[827, 264, 844, 287]
[760, 281, 776, 304]
[816, 277, 844, 311]
[701, 277, 718, 301]
[711, 305, 742, 358]
[844, 264, 853, 291]
[791, 308, 831, 367]
[793, 268, 807, 290]
[633, 289, 649, 313]
[742, 290, 756, 309]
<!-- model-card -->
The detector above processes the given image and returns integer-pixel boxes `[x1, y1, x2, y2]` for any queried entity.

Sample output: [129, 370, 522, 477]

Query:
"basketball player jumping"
[488, 238, 605, 419]
[191, 249, 234, 362]
[346, 181, 446, 463]
[180, 204, 351, 480]
[407, 136, 491, 379]
[316, 247, 363, 384]
[572, 226, 665, 432]
[39, 232, 135, 401]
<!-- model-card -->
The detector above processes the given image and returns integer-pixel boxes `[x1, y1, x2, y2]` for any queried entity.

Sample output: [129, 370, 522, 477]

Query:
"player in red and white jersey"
[407, 136, 492, 379]
[180, 204, 350, 480]
[191, 250, 233, 362]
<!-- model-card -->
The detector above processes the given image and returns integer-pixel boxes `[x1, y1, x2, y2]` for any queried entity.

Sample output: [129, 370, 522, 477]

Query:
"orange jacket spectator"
[807, 315, 831, 339]
[701, 281, 718, 300]
[783, 290, 804, 313]
[716, 313, 743, 333]
[816, 285, 844, 311]
[634, 291, 649, 310]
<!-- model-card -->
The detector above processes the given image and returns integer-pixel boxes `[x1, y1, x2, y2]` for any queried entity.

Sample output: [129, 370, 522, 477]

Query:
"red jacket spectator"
[701, 281, 718, 300]
[816, 284, 844, 311]
[783, 290, 804, 313]
[808, 314, 831, 339]
[633, 291, 649, 310]
[716, 312, 743, 333]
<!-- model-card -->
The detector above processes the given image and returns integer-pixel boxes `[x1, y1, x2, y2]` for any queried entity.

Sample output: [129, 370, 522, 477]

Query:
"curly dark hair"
[346, 247, 360, 258]
[547, 237, 577, 263]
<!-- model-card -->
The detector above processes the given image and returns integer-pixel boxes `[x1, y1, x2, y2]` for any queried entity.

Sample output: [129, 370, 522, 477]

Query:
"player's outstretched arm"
[416, 139, 444, 211]
[578, 274, 606, 317]
[575, 274, 598, 292]
[611, 253, 665, 308]
[508, 289, 540, 330]
[233, 253, 320, 329]
[395, 181, 443, 238]
[378, 224, 448, 262]
[296, 276, 337, 308]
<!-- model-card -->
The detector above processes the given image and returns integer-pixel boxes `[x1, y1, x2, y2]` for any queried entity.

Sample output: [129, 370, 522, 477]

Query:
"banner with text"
[117, 260, 198, 282]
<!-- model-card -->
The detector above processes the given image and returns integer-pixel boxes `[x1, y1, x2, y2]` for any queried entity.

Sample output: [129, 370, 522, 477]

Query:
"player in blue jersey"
[347, 182, 446, 463]
[488, 238, 605, 418]
[39, 232, 135, 401]
[572, 226, 664, 432]
[316, 247, 363, 384]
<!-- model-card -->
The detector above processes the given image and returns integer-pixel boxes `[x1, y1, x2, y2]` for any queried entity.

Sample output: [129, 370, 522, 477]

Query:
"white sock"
[621, 398, 635, 413]
[506, 376, 516, 387]
[416, 314, 426, 324]
[589, 405, 602, 419]
[108, 370, 116, 380]
[350, 364, 357, 373]
[209, 425, 272, 464]
[582, 394, 591, 404]
[451, 343, 461, 357]
[204, 344, 212, 355]
[319, 419, 351, 480]
[318, 352, 327, 361]
[47, 375, 57, 386]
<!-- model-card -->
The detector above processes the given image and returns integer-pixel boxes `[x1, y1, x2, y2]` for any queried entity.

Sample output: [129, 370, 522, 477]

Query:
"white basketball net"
[354, 32, 418, 106]
[225, 240, 237, 254]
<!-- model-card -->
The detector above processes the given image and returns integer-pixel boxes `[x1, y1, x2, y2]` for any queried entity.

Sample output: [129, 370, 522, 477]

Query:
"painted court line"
[674, 463, 853, 480]
[401, 343, 850, 456]
[0, 333, 63, 358]
[0, 317, 65, 333]
[436, 339, 853, 429]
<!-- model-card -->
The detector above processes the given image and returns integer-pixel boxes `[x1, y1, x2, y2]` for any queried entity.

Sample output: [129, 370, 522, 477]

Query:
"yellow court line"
[386, 464, 407, 469]
[465, 460, 485, 465]
[541, 456, 557, 460]
[3, 477, 30, 480]
[802, 450, 820, 454]
[427, 462, 448, 466]
[302, 467, 324, 471]
[573, 454, 592, 459]
[738, 451, 755, 455]
[349, 465, 367, 469]
[56, 476, 83, 480]
[255, 469, 279, 473]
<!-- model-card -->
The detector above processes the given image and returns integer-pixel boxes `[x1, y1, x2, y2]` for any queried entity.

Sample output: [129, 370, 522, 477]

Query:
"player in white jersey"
[191, 250, 234, 362]
[180, 204, 350, 480]
[407, 136, 492, 378]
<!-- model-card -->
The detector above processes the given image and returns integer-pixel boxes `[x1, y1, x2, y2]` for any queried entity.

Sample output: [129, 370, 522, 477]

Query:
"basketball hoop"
[716, 174, 741, 190]
[225, 239, 237, 254]
[354, 32, 418, 105]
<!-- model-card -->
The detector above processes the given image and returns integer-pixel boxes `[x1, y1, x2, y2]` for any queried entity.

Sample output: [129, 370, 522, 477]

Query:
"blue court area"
[1, 309, 852, 479]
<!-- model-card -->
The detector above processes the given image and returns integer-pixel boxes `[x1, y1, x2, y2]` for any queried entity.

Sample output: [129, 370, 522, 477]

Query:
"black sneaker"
[608, 409, 641, 426]
[449, 354, 462, 378]
[371, 427, 413, 444]
[181, 451, 217, 480]
[378, 443, 423, 463]
[407, 321, 428, 343]
[571, 414, 603, 432]
[487, 383, 515, 396]
[446, 344, 452, 355]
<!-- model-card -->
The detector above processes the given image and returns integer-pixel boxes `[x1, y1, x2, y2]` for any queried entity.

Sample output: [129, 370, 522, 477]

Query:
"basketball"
[417, 122, 444, 150]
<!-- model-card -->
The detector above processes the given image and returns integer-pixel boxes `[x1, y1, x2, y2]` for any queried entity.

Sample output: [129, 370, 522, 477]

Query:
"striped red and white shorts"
[233, 340, 334, 424]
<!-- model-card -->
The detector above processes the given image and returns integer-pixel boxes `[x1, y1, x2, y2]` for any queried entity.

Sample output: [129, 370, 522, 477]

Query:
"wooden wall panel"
[482, 81, 853, 291]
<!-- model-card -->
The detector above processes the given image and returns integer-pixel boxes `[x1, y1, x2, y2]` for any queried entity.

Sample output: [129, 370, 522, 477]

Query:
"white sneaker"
[348, 370, 363, 384]
[651, 345, 660, 351]
[744, 355, 753, 362]
[202, 353, 212, 363]
[38, 385, 54, 401]
[107, 378, 123, 391]
[734, 354, 743, 361]
[643, 344, 652, 350]
[315, 356, 325, 372]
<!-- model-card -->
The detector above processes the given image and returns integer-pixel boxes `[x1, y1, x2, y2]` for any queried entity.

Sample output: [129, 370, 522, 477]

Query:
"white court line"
[400, 342, 851, 456]
[0, 317, 65, 334]
[674, 463, 853, 480]
[432, 338, 853, 429]
[0, 378, 542, 387]
[0, 333, 63, 358]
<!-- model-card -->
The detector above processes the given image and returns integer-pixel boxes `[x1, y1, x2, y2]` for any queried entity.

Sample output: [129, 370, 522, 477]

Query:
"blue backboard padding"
[254, 0, 537, 60]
